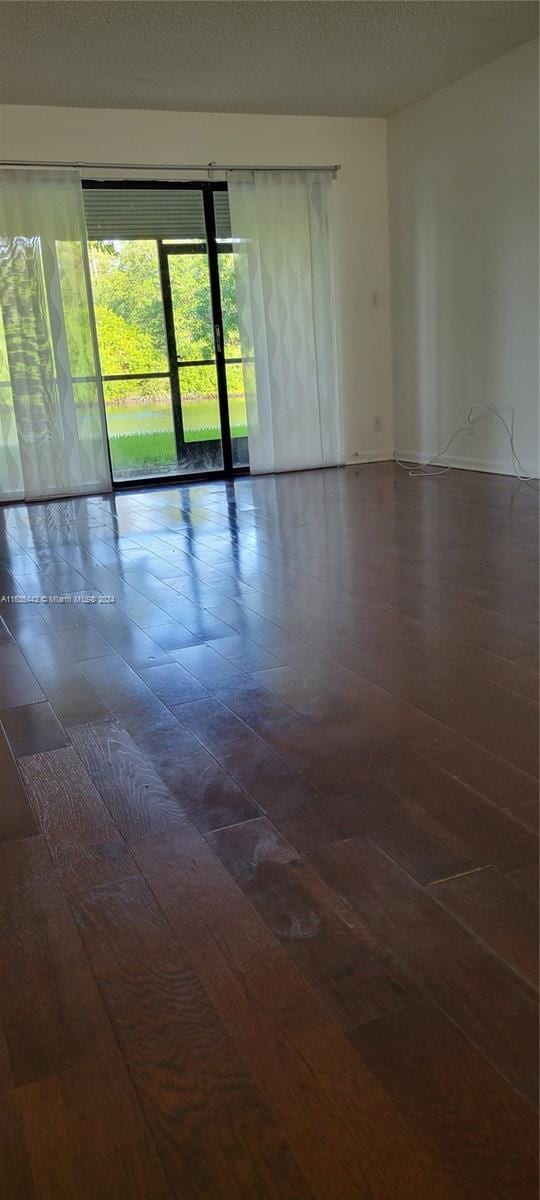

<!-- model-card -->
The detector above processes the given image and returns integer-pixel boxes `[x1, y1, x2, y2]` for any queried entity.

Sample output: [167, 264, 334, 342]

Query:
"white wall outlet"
[468, 405, 515, 437]
[374, 416, 383, 433]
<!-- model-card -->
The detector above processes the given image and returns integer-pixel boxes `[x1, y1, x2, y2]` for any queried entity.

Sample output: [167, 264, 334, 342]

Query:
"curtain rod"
[0, 159, 341, 176]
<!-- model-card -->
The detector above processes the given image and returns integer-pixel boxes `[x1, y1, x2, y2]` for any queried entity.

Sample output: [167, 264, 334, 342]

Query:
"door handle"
[215, 323, 222, 354]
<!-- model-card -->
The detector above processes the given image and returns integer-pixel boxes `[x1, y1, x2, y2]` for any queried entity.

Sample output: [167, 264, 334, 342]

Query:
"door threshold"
[112, 467, 250, 492]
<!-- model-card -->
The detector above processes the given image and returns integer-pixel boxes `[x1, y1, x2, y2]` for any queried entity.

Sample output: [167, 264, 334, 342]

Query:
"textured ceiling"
[0, 1, 537, 117]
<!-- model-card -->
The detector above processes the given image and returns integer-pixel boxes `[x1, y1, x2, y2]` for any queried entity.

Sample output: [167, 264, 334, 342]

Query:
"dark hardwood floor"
[0, 462, 538, 1199]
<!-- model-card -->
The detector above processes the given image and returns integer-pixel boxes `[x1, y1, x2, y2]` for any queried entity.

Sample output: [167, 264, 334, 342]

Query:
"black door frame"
[82, 179, 248, 490]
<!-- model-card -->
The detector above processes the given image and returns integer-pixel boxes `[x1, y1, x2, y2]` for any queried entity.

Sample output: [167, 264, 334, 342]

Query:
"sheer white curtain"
[227, 170, 343, 475]
[0, 168, 111, 502]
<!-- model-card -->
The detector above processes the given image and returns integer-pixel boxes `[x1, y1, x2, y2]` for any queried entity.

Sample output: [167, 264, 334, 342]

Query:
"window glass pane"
[218, 252, 242, 357]
[226, 363, 248, 439]
[168, 252, 215, 362]
[88, 239, 168, 374]
[226, 362, 249, 468]
[232, 436, 249, 468]
[103, 377, 178, 482]
[180, 363, 221, 446]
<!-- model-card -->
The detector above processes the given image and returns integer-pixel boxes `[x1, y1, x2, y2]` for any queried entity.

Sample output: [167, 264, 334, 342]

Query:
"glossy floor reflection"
[0, 463, 538, 1199]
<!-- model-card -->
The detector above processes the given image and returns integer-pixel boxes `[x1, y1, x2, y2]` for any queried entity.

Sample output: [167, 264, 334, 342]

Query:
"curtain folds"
[0, 168, 111, 502]
[227, 170, 343, 475]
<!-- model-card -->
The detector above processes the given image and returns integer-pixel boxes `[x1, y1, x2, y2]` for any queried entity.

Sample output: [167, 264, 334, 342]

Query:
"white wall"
[388, 40, 539, 476]
[4, 49, 536, 479]
[0, 105, 394, 464]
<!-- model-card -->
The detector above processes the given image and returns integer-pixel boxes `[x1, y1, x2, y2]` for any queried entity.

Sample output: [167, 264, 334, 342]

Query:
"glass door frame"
[82, 179, 248, 490]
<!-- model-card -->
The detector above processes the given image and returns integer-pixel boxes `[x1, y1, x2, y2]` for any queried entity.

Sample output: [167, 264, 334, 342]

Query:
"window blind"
[213, 190, 232, 240]
[83, 186, 232, 241]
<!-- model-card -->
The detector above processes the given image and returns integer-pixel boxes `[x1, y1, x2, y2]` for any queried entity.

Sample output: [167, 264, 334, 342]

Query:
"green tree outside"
[87, 239, 247, 470]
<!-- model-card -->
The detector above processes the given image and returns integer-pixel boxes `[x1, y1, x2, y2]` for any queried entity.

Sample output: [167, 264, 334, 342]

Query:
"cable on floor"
[395, 404, 538, 486]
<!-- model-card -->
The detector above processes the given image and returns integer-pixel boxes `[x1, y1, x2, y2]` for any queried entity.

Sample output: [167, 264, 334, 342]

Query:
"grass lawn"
[106, 397, 248, 473]
[184, 399, 248, 442]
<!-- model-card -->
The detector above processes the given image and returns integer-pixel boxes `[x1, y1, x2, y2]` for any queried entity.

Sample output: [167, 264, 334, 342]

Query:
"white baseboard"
[393, 449, 540, 478]
[343, 447, 539, 477]
[345, 449, 394, 465]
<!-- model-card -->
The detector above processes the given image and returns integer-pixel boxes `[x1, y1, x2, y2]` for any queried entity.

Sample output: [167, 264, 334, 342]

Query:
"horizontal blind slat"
[83, 187, 231, 241]
[213, 191, 232, 240]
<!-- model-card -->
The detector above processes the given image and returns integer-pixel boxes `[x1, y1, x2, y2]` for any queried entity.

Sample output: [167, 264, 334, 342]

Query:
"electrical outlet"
[468, 405, 514, 436]
[374, 416, 383, 434]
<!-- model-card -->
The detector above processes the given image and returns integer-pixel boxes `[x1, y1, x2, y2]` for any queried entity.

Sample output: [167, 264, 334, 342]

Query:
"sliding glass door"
[83, 182, 249, 483]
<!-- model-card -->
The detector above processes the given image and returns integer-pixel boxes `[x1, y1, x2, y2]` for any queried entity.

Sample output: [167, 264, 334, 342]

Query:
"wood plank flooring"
[0, 462, 537, 1198]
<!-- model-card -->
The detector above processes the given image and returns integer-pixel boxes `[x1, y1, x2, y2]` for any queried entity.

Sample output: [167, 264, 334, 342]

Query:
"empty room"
[0, 2, 538, 1197]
